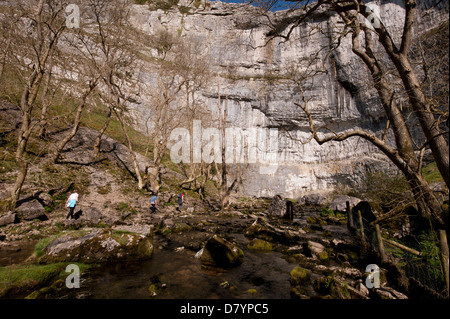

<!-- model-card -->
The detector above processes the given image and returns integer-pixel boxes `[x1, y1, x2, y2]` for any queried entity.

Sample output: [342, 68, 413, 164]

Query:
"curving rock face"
[38, 228, 153, 264]
[126, 0, 448, 198]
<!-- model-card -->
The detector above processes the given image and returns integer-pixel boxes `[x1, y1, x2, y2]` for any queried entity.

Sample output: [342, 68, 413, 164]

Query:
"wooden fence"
[346, 201, 449, 296]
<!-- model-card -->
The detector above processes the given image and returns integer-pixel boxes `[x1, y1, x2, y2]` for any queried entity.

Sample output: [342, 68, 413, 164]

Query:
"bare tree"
[144, 31, 213, 194]
[0, 5, 22, 84]
[215, 79, 243, 210]
[252, 0, 448, 228]
[89, 0, 146, 189]
[144, 66, 184, 193]
[8, 0, 67, 207]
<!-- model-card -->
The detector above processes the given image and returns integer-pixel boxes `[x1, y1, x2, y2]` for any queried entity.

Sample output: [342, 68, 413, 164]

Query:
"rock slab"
[38, 228, 153, 264]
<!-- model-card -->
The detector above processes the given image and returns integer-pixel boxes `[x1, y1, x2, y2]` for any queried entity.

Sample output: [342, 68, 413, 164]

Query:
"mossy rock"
[290, 286, 310, 299]
[247, 238, 272, 252]
[244, 217, 288, 243]
[306, 216, 317, 224]
[313, 276, 351, 299]
[318, 250, 329, 263]
[247, 288, 258, 295]
[290, 266, 311, 286]
[148, 284, 158, 297]
[171, 222, 193, 233]
[37, 228, 153, 264]
[0, 263, 76, 298]
[25, 290, 41, 299]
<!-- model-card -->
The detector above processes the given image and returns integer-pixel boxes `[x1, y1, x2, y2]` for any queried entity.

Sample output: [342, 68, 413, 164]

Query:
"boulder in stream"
[268, 195, 293, 219]
[200, 235, 244, 268]
[290, 266, 311, 285]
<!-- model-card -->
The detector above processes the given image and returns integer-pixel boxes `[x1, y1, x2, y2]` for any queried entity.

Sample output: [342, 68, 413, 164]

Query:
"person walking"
[150, 195, 157, 214]
[65, 191, 79, 219]
[177, 193, 184, 211]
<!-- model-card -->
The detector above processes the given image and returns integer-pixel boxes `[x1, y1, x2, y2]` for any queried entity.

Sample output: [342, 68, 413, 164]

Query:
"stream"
[63, 237, 294, 299]
[1, 208, 361, 299]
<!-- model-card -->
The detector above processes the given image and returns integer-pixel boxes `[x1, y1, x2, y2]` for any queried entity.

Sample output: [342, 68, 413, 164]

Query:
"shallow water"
[59, 235, 295, 299]
[2, 208, 357, 299]
[0, 240, 38, 266]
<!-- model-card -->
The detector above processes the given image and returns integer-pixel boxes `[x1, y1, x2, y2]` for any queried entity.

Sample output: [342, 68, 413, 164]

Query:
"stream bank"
[0, 204, 409, 299]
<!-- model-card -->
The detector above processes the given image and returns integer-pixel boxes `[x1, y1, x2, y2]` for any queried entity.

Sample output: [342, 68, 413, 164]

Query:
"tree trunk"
[404, 170, 447, 229]
[93, 106, 112, 157]
[147, 165, 160, 193]
[349, 18, 446, 229]
[11, 66, 43, 206]
[50, 83, 96, 163]
[37, 55, 54, 139]
[116, 109, 145, 190]
[11, 160, 28, 207]
[10, 0, 64, 206]
[360, 1, 449, 188]
[395, 55, 449, 189]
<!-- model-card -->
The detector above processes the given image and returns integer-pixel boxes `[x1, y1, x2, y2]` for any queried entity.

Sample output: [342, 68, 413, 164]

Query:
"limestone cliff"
[127, 0, 448, 198]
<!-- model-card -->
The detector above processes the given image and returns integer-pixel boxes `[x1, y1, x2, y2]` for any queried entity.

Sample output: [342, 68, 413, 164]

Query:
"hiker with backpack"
[177, 193, 184, 211]
[150, 195, 157, 213]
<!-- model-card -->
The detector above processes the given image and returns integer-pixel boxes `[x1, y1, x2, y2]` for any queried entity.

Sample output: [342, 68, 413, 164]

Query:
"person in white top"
[65, 191, 79, 219]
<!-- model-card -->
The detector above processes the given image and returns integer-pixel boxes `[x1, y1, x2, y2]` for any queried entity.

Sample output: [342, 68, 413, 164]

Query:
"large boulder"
[34, 191, 53, 207]
[297, 193, 330, 207]
[329, 195, 361, 212]
[351, 201, 382, 225]
[0, 213, 17, 226]
[200, 235, 244, 268]
[38, 228, 153, 264]
[290, 266, 311, 286]
[268, 195, 292, 219]
[15, 200, 47, 221]
[306, 241, 329, 262]
[79, 207, 103, 223]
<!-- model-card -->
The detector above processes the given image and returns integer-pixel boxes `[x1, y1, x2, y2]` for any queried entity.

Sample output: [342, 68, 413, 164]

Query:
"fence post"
[439, 230, 449, 292]
[346, 201, 354, 230]
[375, 224, 387, 263]
[358, 210, 366, 245]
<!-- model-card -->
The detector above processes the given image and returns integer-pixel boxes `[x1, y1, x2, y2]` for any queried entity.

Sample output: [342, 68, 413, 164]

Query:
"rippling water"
[59, 234, 296, 299]
[2, 208, 356, 299]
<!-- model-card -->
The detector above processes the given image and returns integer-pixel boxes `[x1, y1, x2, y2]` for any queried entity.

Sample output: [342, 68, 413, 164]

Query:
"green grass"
[80, 104, 150, 156]
[34, 237, 56, 259]
[33, 230, 90, 259]
[422, 161, 444, 184]
[0, 262, 91, 298]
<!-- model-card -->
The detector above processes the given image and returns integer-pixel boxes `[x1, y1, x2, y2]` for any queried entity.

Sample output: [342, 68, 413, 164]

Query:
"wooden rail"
[345, 201, 448, 292]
